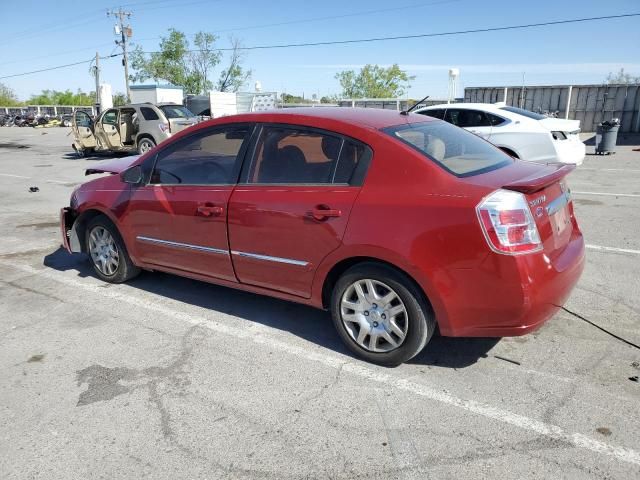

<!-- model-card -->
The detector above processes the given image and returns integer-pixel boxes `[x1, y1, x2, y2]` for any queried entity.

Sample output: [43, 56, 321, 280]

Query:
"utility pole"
[107, 8, 133, 102]
[93, 52, 100, 115]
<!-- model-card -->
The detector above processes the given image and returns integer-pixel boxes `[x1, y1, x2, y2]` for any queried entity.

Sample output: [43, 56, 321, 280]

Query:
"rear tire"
[331, 263, 435, 366]
[137, 137, 156, 155]
[85, 216, 140, 284]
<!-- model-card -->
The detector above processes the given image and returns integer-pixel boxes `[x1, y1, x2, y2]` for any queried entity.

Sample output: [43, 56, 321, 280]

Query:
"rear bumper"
[437, 230, 585, 337]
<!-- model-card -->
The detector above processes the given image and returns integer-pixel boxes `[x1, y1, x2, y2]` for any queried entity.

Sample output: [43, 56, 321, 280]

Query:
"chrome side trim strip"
[230, 250, 308, 267]
[136, 236, 229, 256]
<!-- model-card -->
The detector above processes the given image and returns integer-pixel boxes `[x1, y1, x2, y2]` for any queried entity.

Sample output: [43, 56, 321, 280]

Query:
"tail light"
[158, 122, 170, 133]
[476, 189, 542, 255]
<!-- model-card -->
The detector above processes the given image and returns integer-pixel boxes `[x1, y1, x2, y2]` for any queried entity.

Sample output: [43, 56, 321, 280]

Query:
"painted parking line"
[586, 244, 640, 255]
[572, 191, 640, 198]
[1, 258, 639, 467]
[0, 173, 30, 179]
[0, 173, 75, 185]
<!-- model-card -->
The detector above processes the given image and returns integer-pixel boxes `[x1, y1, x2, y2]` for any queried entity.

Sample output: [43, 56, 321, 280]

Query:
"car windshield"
[159, 105, 194, 119]
[499, 106, 547, 120]
[383, 120, 512, 177]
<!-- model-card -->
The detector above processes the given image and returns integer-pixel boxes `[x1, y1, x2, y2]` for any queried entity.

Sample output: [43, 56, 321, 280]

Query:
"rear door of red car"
[123, 124, 253, 282]
[227, 124, 371, 298]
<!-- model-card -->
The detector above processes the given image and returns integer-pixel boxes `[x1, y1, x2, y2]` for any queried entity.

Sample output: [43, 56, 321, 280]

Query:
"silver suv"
[71, 103, 197, 156]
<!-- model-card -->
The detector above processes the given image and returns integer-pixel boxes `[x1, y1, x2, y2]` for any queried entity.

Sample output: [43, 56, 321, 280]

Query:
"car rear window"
[383, 121, 512, 177]
[499, 106, 546, 120]
[159, 105, 194, 119]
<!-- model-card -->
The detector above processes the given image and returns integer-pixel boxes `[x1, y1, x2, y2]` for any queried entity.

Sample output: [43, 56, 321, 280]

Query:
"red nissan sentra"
[60, 108, 585, 365]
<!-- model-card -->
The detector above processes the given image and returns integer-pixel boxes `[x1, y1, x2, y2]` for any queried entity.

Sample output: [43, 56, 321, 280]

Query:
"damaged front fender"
[60, 207, 82, 253]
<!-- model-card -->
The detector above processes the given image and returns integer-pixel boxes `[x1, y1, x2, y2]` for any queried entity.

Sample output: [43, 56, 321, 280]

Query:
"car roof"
[218, 107, 435, 129]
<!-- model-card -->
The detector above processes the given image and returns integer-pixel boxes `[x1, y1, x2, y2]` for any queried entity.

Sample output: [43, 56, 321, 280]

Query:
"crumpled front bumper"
[60, 207, 81, 253]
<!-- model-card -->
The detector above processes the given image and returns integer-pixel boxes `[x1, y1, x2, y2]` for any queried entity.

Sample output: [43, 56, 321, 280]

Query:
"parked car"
[60, 114, 73, 127]
[71, 103, 197, 156]
[60, 108, 584, 365]
[415, 103, 585, 165]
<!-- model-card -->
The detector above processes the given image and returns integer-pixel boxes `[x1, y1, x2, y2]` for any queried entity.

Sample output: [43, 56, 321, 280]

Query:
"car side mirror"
[121, 165, 143, 185]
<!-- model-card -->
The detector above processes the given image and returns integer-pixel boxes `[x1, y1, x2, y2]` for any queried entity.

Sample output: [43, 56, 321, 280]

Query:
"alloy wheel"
[340, 279, 408, 353]
[88, 226, 120, 277]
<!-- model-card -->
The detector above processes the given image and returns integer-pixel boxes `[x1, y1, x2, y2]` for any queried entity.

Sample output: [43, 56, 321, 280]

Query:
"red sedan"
[60, 108, 584, 365]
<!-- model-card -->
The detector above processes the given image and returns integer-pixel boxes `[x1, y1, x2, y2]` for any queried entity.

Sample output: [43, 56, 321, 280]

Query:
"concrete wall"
[464, 84, 640, 133]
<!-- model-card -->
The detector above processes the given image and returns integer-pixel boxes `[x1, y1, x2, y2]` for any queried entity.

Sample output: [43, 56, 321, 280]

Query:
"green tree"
[320, 95, 339, 104]
[216, 37, 251, 92]
[335, 64, 414, 98]
[130, 28, 250, 95]
[280, 93, 313, 104]
[0, 83, 23, 106]
[606, 68, 640, 84]
[28, 89, 94, 105]
[112, 92, 128, 106]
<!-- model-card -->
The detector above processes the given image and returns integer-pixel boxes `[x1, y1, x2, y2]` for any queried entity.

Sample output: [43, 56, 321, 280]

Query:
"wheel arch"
[319, 256, 435, 319]
[135, 133, 157, 147]
[70, 207, 120, 253]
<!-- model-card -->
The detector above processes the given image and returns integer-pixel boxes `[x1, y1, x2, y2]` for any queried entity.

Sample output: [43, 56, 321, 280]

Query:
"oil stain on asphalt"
[75, 325, 203, 439]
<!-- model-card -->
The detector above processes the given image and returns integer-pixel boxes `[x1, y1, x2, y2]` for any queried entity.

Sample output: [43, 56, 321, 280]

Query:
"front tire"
[137, 137, 156, 155]
[85, 216, 140, 283]
[331, 263, 435, 366]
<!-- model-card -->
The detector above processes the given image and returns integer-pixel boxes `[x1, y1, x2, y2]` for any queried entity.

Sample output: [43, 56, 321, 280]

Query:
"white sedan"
[415, 103, 585, 165]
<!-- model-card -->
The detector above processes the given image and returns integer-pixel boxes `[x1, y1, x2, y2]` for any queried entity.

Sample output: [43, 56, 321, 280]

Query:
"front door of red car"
[228, 125, 371, 298]
[123, 124, 253, 282]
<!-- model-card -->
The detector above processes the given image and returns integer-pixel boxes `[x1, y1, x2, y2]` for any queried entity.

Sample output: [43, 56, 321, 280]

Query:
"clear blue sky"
[1, 0, 639, 101]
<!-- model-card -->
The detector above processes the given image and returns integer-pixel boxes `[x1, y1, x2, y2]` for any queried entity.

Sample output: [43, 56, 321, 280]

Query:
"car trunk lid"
[538, 117, 581, 134]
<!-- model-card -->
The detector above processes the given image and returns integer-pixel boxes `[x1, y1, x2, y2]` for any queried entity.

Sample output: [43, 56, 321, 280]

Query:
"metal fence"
[0, 105, 96, 116]
[337, 98, 451, 111]
[464, 84, 640, 133]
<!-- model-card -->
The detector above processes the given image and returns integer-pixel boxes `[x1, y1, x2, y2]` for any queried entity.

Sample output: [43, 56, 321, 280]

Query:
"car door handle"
[196, 205, 224, 217]
[308, 205, 341, 221]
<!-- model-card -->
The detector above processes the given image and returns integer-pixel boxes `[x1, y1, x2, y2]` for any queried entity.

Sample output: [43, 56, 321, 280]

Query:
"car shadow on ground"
[43, 247, 500, 369]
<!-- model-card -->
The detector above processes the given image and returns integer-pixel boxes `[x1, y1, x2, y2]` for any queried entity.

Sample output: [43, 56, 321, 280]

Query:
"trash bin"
[595, 118, 620, 155]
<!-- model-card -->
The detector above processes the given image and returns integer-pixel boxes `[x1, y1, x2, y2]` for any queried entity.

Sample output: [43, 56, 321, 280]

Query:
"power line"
[132, 0, 463, 43]
[0, 55, 120, 80]
[139, 12, 636, 53]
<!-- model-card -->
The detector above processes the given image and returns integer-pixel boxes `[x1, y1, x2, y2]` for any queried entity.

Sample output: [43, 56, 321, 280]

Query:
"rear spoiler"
[502, 164, 575, 194]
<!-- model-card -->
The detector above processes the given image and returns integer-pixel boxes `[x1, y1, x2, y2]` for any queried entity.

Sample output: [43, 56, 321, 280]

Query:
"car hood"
[85, 155, 140, 175]
[538, 117, 581, 133]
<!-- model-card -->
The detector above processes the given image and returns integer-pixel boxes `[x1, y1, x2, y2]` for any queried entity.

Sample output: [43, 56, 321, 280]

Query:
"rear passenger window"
[248, 127, 341, 184]
[247, 127, 371, 185]
[150, 126, 250, 185]
[486, 112, 507, 126]
[419, 109, 445, 120]
[140, 107, 159, 121]
[334, 141, 369, 184]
